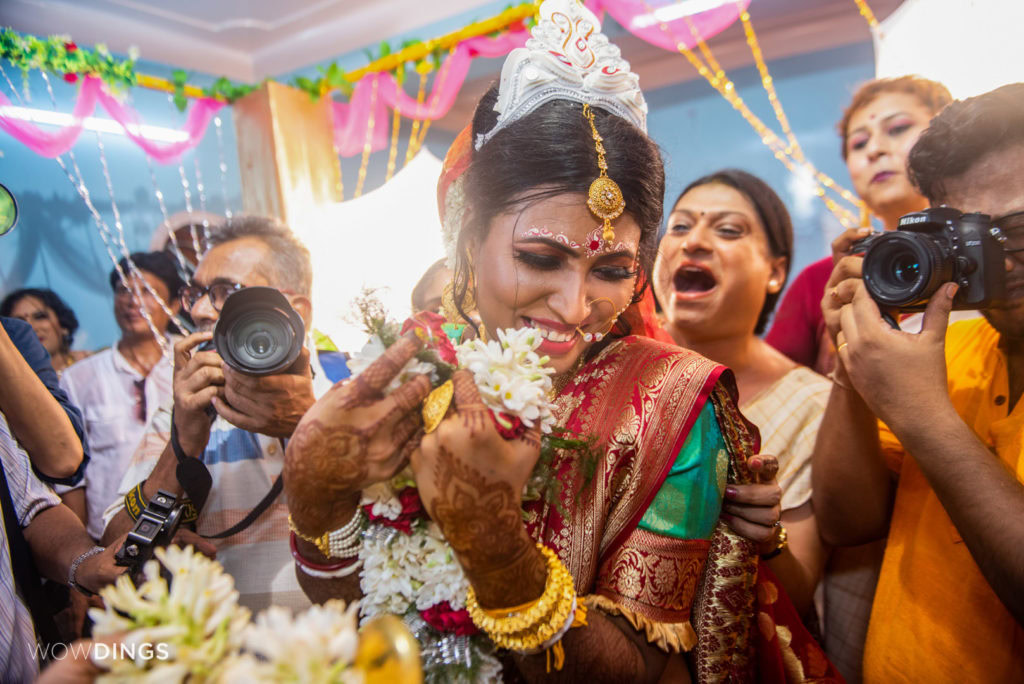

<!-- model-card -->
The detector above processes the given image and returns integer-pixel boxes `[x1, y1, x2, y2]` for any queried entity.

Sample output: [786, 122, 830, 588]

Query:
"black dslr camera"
[202, 286, 305, 375]
[114, 490, 187, 583]
[855, 207, 1006, 312]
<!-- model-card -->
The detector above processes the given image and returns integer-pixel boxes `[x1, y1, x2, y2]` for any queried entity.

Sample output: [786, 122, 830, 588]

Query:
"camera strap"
[169, 412, 284, 540]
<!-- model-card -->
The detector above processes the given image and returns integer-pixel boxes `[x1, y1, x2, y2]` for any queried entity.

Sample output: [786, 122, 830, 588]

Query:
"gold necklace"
[549, 353, 587, 400]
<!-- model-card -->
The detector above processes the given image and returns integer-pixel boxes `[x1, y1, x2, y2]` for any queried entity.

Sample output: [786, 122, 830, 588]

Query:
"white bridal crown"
[474, 0, 648, 150]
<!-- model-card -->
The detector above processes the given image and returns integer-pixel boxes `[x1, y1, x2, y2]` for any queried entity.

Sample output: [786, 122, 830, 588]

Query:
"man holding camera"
[813, 83, 1024, 680]
[101, 216, 328, 612]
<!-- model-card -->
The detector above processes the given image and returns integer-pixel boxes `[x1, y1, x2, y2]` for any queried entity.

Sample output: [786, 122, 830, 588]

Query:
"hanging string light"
[191, 153, 212, 252]
[18, 72, 176, 356]
[639, 0, 863, 227]
[405, 68, 430, 164]
[852, 0, 880, 29]
[384, 68, 404, 182]
[213, 116, 235, 221]
[410, 48, 458, 159]
[353, 76, 380, 198]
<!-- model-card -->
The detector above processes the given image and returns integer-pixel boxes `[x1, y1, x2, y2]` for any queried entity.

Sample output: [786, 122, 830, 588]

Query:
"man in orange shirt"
[813, 83, 1024, 681]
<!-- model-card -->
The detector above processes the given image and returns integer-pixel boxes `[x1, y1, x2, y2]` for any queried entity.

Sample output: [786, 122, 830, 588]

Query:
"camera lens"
[213, 287, 304, 375]
[890, 254, 921, 285]
[863, 231, 951, 308]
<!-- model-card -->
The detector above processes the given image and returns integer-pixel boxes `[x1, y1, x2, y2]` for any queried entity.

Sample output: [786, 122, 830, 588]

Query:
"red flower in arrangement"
[420, 602, 479, 636]
[401, 311, 457, 364]
[363, 487, 425, 535]
[64, 42, 77, 53]
[490, 411, 526, 440]
[63, 73, 78, 84]
[508, 20, 527, 32]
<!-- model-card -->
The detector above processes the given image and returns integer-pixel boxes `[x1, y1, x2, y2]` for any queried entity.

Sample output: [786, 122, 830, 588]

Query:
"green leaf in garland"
[172, 92, 188, 112]
[378, 40, 392, 58]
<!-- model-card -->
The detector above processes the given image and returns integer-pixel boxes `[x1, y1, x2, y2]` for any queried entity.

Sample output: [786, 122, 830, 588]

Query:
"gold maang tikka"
[583, 103, 625, 243]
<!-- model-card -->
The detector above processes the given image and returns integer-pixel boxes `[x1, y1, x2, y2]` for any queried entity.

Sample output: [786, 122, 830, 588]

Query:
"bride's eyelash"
[596, 266, 637, 281]
[514, 250, 560, 270]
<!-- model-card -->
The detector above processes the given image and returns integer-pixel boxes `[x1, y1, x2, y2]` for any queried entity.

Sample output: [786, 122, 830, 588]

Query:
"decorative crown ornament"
[474, 0, 648, 150]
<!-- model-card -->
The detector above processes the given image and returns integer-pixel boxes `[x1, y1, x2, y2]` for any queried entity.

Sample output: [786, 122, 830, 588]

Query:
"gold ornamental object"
[422, 379, 454, 434]
[582, 103, 625, 243]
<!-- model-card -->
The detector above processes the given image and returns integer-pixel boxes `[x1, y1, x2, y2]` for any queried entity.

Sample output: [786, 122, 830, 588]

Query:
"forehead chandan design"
[522, 226, 630, 258]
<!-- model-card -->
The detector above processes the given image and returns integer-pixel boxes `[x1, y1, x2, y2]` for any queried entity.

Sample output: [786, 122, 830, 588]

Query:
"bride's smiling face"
[469, 193, 641, 375]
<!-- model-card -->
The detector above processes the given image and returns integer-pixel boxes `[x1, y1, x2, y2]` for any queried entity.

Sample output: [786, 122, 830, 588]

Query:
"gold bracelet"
[288, 511, 363, 560]
[466, 543, 578, 651]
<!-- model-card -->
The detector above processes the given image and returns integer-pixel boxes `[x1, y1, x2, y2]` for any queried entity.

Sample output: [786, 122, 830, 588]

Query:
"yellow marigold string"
[354, 76, 380, 198]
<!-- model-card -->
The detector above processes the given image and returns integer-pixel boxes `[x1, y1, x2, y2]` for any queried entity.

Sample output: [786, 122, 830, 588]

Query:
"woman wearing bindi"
[283, 1, 840, 681]
[765, 76, 953, 376]
[654, 169, 831, 625]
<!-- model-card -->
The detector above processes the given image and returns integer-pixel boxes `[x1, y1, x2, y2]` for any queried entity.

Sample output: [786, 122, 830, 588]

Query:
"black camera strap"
[169, 412, 284, 540]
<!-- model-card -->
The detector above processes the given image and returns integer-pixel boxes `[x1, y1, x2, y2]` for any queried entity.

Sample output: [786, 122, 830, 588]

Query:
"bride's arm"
[411, 371, 677, 683]
[283, 336, 432, 603]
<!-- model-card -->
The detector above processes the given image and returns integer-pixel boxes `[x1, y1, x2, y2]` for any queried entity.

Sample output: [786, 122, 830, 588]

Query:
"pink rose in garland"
[420, 601, 479, 636]
[401, 311, 457, 364]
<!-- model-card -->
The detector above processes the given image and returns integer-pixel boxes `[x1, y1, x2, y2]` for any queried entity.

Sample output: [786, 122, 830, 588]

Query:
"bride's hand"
[284, 335, 433, 535]
[410, 370, 547, 605]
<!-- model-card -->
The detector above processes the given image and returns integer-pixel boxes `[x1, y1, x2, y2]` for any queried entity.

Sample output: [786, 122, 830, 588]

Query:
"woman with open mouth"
[653, 169, 831, 630]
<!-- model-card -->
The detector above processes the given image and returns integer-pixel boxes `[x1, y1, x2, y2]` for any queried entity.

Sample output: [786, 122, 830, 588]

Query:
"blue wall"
[0, 12, 875, 349]
[0, 61, 242, 350]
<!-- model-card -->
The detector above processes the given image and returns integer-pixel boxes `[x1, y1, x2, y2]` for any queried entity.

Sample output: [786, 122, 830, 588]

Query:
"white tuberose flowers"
[455, 327, 557, 434]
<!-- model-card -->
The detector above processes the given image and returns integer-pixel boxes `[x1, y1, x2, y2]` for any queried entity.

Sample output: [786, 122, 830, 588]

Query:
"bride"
[283, 2, 833, 681]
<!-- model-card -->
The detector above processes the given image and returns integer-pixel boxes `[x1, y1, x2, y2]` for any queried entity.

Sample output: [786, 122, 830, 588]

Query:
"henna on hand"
[284, 335, 431, 535]
[411, 369, 546, 607]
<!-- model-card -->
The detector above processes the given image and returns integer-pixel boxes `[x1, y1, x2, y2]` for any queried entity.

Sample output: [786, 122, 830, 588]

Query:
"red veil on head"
[436, 122, 673, 346]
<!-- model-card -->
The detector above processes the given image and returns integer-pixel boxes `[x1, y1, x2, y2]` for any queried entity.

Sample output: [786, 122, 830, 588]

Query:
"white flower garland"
[454, 327, 557, 434]
[88, 546, 364, 683]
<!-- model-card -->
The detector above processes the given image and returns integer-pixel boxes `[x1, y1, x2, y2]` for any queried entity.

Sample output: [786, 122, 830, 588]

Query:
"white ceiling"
[0, 0, 499, 81]
[0, 0, 903, 132]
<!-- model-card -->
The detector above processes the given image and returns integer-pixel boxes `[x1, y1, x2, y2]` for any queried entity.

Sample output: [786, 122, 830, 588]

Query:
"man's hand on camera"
[212, 346, 316, 438]
[75, 535, 129, 594]
[834, 280, 957, 429]
[822, 255, 864, 346]
[172, 332, 225, 457]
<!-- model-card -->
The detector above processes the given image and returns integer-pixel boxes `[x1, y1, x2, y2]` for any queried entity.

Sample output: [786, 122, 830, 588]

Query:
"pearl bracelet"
[288, 508, 364, 560]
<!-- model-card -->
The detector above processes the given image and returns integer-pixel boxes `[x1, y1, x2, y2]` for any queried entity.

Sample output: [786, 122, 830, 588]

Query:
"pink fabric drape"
[0, 76, 223, 163]
[592, 0, 750, 52]
[332, 30, 528, 158]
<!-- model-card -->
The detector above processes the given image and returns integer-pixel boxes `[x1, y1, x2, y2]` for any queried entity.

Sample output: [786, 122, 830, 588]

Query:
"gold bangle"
[466, 543, 577, 651]
[288, 516, 330, 557]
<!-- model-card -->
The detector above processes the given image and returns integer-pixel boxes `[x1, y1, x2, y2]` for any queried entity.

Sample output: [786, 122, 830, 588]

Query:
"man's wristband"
[124, 480, 198, 524]
[69, 545, 105, 595]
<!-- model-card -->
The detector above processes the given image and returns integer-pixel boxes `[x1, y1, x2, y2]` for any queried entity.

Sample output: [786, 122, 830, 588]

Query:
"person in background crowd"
[101, 216, 332, 613]
[410, 258, 451, 314]
[766, 76, 952, 376]
[654, 169, 829, 621]
[0, 288, 91, 375]
[815, 83, 1024, 682]
[59, 252, 184, 540]
[763, 75, 952, 681]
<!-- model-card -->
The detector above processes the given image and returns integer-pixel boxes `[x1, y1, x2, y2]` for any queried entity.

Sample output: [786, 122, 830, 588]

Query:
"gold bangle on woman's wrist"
[761, 522, 789, 560]
[466, 543, 577, 652]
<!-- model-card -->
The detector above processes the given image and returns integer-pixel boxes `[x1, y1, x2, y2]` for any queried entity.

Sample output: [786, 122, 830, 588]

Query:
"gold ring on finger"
[422, 380, 454, 434]
[837, 342, 848, 353]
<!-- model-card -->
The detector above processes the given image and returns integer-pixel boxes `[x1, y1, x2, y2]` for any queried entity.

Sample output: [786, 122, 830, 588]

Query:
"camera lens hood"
[213, 287, 304, 376]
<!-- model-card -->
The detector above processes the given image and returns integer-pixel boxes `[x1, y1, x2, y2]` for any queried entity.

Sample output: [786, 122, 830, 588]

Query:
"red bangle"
[289, 532, 357, 572]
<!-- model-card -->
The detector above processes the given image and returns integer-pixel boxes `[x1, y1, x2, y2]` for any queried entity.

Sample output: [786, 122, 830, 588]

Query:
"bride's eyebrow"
[516, 236, 579, 257]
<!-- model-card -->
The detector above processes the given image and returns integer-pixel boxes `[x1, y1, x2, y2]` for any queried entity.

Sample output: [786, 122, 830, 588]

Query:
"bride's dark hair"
[453, 84, 665, 331]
